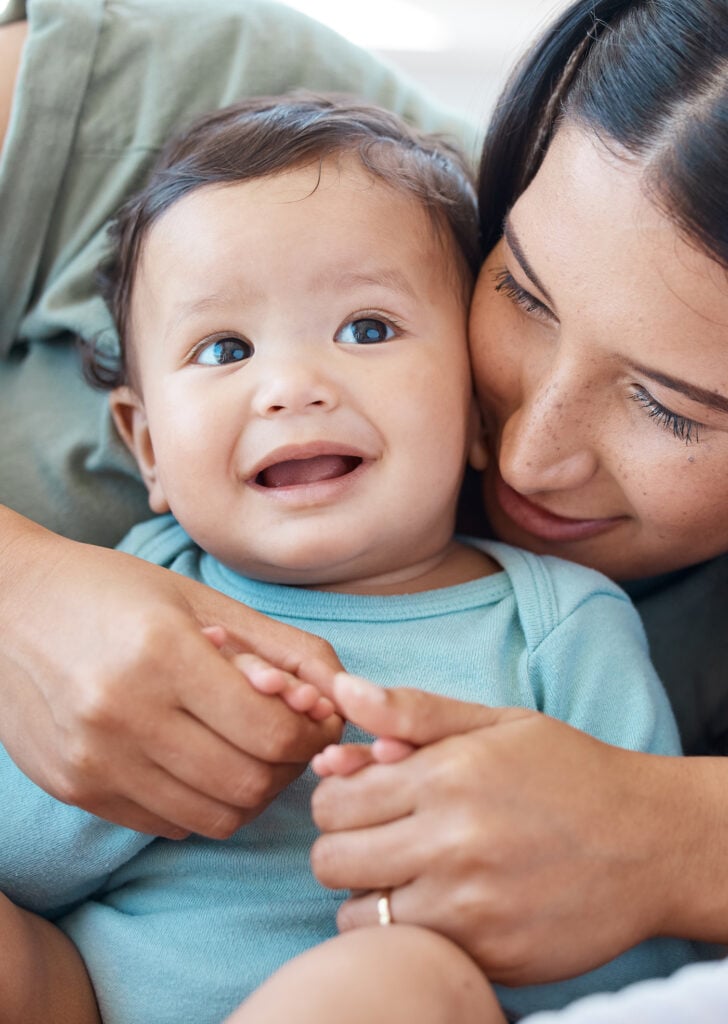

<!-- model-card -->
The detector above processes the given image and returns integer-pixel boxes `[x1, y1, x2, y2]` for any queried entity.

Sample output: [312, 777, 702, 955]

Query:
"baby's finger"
[371, 737, 415, 763]
[284, 682, 327, 714]
[312, 743, 376, 777]
[234, 653, 336, 722]
[200, 624, 229, 649]
[307, 696, 337, 722]
[234, 652, 291, 694]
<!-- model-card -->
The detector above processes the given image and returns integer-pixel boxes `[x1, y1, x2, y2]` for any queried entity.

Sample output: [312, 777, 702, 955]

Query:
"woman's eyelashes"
[629, 386, 702, 445]
[193, 335, 254, 366]
[492, 266, 555, 323]
[335, 315, 398, 345]
[491, 265, 704, 447]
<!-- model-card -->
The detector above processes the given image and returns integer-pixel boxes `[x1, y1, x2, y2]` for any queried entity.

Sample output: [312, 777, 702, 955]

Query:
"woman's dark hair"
[86, 93, 480, 389]
[479, 0, 728, 267]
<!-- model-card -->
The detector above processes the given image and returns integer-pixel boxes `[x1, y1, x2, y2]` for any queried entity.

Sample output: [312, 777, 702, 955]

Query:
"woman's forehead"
[511, 126, 728, 324]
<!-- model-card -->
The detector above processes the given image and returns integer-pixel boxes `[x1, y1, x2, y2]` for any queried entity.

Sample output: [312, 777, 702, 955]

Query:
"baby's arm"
[0, 893, 99, 1024]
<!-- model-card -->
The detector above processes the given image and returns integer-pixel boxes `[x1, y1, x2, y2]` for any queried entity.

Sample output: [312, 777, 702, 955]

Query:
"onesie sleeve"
[529, 583, 681, 756]
[0, 742, 154, 918]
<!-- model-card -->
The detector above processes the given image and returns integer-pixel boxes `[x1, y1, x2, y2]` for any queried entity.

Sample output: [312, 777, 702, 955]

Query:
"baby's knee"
[231, 925, 505, 1024]
[361, 924, 505, 1022]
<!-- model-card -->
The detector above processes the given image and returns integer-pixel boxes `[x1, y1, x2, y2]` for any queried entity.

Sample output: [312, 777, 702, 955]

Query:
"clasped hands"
[0, 528, 666, 987]
[240, 654, 663, 986]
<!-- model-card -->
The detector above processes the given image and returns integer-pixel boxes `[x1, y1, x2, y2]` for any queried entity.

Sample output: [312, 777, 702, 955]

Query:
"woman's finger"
[311, 813, 429, 891]
[312, 757, 419, 831]
[371, 737, 415, 762]
[331, 672, 532, 745]
[336, 879, 428, 933]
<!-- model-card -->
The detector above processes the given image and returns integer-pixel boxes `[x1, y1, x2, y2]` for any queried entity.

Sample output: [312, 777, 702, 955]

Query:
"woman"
[0, 0, 726, 1019]
[309, 0, 728, 989]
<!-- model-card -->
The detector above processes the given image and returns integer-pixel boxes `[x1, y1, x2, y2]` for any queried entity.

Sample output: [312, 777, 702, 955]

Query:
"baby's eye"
[335, 318, 396, 345]
[194, 337, 254, 366]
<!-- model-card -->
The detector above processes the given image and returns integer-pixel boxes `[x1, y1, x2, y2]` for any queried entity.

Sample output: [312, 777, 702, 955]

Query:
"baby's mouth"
[256, 454, 362, 488]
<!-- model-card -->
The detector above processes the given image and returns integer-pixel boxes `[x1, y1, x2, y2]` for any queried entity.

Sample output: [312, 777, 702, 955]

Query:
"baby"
[0, 95, 697, 1024]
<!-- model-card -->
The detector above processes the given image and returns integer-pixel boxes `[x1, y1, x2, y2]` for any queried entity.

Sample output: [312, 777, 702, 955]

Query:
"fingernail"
[333, 672, 384, 702]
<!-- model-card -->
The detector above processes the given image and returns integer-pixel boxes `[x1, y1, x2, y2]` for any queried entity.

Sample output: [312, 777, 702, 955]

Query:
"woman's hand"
[0, 508, 342, 839]
[310, 673, 693, 985]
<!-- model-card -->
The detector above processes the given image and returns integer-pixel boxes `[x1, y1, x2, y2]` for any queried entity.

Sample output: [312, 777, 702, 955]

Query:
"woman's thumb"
[332, 672, 511, 745]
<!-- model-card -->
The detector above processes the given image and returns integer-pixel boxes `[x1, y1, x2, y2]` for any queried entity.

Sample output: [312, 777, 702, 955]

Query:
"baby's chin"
[206, 539, 457, 595]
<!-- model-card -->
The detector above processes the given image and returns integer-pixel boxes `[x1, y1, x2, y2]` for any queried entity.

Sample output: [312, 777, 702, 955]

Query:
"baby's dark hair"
[86, 93, 480, 389]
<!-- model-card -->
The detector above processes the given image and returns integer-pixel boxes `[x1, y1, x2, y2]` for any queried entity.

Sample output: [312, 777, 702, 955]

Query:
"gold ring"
[377, 890, 393, 926]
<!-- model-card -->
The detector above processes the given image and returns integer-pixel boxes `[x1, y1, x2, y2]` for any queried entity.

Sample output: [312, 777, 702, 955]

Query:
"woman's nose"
[497, 376, 600, 495]
[252, 365, 339, 417]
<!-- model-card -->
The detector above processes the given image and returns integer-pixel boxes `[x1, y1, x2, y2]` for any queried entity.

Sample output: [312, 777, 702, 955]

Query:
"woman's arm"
[0, 19, 25, 150]
[0, 506, 342, 838]
[310, 675, 728, 982]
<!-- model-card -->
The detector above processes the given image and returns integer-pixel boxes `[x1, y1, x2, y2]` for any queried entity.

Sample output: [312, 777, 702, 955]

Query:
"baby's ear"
[109, 386, 170, 514]
[467, 397, 488, 471]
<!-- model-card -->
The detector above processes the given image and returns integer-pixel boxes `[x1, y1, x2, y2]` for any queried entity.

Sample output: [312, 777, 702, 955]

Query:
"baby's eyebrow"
[324, 267, 419, 301]
[503, 218, 554, 307]
[164, 292, 233, 339]
[626, 360, 728, 416]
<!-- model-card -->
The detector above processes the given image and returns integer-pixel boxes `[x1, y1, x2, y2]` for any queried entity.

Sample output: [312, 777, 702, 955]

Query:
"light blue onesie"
[0, 516, 700, 1022]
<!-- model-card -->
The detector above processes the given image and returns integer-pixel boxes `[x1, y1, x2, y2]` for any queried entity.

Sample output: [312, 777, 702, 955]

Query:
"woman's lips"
[493, 472, 625, 543]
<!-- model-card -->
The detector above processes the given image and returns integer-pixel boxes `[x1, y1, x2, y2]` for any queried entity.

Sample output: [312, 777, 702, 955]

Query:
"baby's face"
[115, 157, 480, 589]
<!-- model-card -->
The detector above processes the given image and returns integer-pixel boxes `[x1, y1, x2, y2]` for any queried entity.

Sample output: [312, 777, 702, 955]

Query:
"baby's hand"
[234, 651, 336, 722]
[312, 736, 414, 777]
[201, 628, 336, 722]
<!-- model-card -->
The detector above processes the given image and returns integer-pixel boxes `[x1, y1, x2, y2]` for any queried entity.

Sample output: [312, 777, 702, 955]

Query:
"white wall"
[286, 0, 574, 122]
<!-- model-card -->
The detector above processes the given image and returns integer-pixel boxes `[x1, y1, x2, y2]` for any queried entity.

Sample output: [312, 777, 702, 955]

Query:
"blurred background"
[286, 0, 573, 122]
[0, 0, 573, 122]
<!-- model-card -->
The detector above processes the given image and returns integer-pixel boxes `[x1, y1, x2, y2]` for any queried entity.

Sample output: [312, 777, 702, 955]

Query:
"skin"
[0, 892, 99, 1024]
[472, 126, 728, 581]
[0, 507, 343, 838]
[310, 127, 728, 977]
[0, 19, 26, 148]
[227, 925, 505, 1024]
[111, 158, 491, 594]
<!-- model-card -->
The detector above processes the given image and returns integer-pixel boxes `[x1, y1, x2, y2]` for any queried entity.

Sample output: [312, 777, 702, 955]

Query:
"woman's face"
[470, 125, 728, 580]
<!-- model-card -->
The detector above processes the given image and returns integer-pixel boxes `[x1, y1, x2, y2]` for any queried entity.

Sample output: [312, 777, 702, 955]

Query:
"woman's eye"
[491, 267, 554, 323]
[629, 386, 702, 445]
[335, 318, 396, 345]
[194, 337, 254, 366]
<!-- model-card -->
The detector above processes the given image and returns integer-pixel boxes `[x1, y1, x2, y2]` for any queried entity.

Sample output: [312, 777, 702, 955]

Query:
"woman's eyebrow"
[627, 360, 728, 415]
[503, 218, 554, 306]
